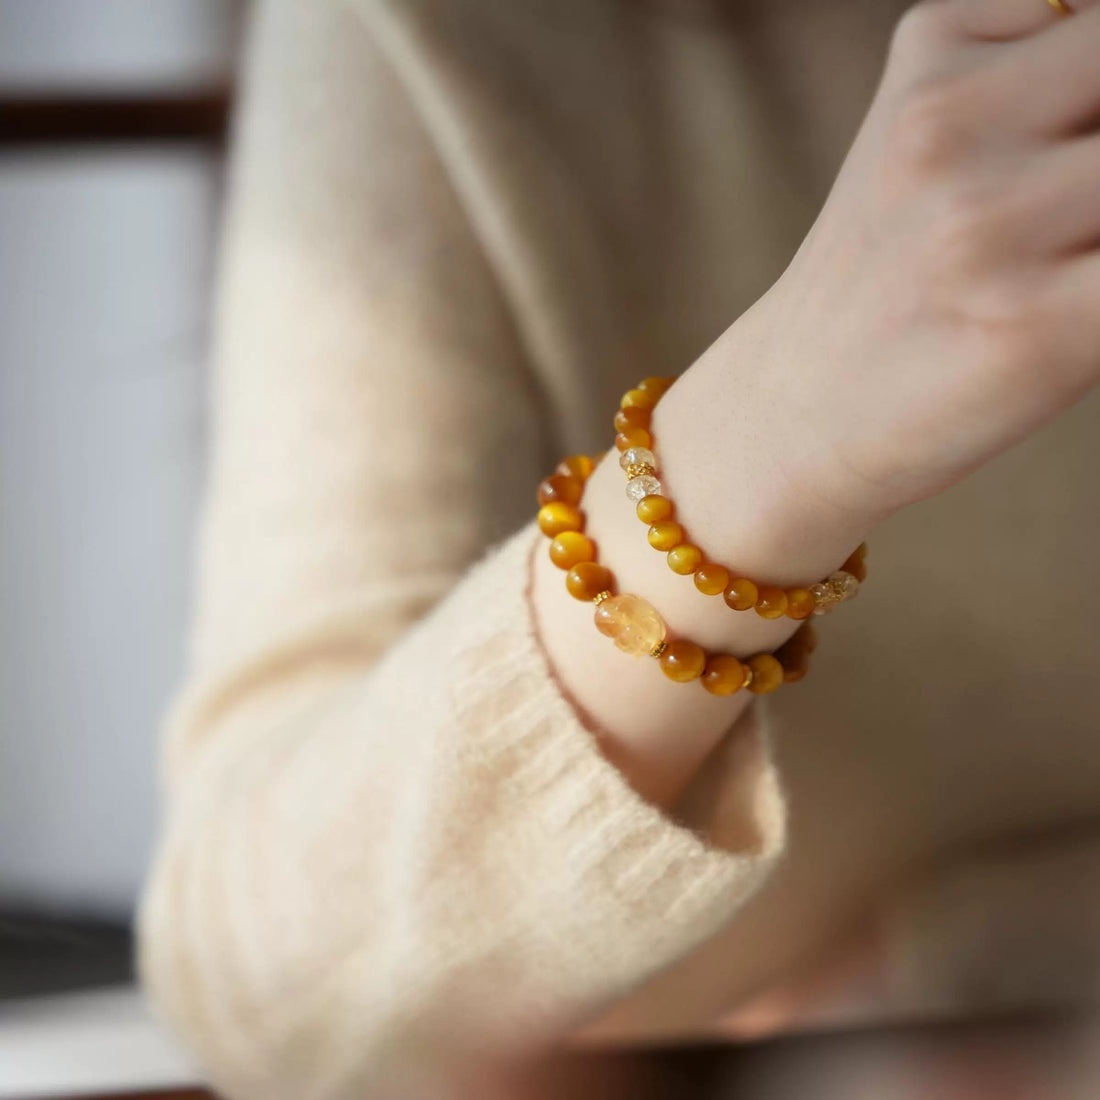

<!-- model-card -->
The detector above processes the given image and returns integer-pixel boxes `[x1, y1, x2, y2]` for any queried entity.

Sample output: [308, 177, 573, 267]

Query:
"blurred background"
[0, 0, 240, 1092]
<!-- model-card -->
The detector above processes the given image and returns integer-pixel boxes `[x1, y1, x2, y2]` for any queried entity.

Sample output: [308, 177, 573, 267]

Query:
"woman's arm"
[140, 2, 783, 1096]
[536, 0, 1100, 806]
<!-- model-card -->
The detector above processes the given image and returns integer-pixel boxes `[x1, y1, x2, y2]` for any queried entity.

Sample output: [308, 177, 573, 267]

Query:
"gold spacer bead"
[592, 590, 613, 605]
[741, 663, 755, 689]
[649, 640, 668, 659]
[624, 462, 656, 480]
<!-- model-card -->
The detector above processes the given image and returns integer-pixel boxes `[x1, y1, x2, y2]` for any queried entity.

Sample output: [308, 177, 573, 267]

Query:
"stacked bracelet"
[612, 377, 867, 618]
[537, 455, 816, 695]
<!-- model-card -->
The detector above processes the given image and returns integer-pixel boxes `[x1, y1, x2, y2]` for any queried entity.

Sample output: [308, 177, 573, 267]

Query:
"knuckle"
[931, 182, 1004, 262]
[889, 79, 974, 176]
[890, 1, 956, 64]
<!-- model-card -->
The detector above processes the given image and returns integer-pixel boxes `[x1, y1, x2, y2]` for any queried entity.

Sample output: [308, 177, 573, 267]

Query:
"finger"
[992, 5, 1100, 133]
[946, 0, 1099, 40]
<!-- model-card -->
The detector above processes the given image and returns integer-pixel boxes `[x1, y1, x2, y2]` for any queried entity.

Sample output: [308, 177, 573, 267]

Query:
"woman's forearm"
[532, 300, 875, 810]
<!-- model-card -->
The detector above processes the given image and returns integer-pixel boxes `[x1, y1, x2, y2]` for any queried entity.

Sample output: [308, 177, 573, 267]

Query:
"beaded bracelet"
[612, 376, 867, 618]
[536, 455, 816, 695]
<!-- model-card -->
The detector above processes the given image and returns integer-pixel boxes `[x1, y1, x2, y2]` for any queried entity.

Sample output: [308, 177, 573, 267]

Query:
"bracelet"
[536, 455, 816, 695]
[612, 376, 867, 617]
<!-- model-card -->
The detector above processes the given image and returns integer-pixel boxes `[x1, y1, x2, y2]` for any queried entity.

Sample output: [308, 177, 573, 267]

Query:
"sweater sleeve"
[138, 2, 786, 1097]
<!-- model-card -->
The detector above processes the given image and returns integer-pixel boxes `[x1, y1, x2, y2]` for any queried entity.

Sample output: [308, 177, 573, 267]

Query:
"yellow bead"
[647, 521, 684, 551]
[615, 427, 651, 452]
[549, 531, 596, 570]
[659, 639, 707, 682]
[747, 654, 784, 695]
[613, 405, 651, 434]
[693, 562, 729, 596]
[636, 376, 674, 399]
[593, 594, 667, 657]
[786, 587, 817, 621]
[667, 544, 703, 575]
[555, 455, 595, 481]
[723, 577, 758, 612]
[636, 495, 673, 524]
[621, 387, 659, 411]
[537, 474, 582, 507]
[755, 586, 788, 620]
[565, 562, 614, 601]
[538, 503, 584, 538]
[702, 655, 747, 696]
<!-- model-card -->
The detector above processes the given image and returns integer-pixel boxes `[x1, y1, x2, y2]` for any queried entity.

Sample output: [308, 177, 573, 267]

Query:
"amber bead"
[615, 427, 652, 452]
[755, 586, 788, 620]
[566, 562, 614, 601]
[667, 544, 703, 575]
[693, 562, 729, 596]
[777, 641, 810, 683]
[613, 405, 651, 434]
[659, 639, 707, 682]
[555, 454, 595, 481]
[537, 474, 582, 507]
[636, 495, 673, 524]
[594, 594, 667, 657]
[786, 587, 817, 621]
[538, 503, 584, 538]
[621, 387, 659, 412]
[747, 653, 784, 695]
[636, 376, 674, 399]
[648, 521, 684, 552]
[549, 531, 596, 570]
[702, 654, 747, 696]
[723, 577, 759, 612]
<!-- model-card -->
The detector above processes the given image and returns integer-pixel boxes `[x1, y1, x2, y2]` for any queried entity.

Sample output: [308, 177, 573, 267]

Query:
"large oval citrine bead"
[593, 594, 667, 657]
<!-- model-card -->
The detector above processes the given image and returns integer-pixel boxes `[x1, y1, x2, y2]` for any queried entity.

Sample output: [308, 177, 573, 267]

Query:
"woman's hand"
[702, 0, 1100, 527]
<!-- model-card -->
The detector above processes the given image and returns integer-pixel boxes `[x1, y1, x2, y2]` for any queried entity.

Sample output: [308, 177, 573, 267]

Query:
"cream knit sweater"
[140, 1, 1100, 1096]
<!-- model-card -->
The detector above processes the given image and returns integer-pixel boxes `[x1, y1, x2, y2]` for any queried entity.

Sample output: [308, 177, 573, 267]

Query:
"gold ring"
[1046, 0, 1074, 15]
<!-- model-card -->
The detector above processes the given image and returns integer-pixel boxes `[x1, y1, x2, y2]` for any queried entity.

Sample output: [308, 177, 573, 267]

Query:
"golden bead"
[538, 502, 584, 538]
[593, 593, 667, 657]
[565, 562, 614, 601]
[647, 521, 684, 551]
[650, 640, 668, 658]
[636, 495, 673, 524]
[786, 587, 817, 621]
[667, 544, 703, 575]
[723, 577, 758, 612]
[549, 531, 596, 570]
[659, 639, 707, 682]
[592, 589, 613, 605]
[555, 455, 595, 481]
[776, 639, 810, 683]
[537, 474, 582, 507]
[625, 462, 656, 480]
[613, 405, 651, 434]
[615, 427, 652, 452]
[693, 562, 729, 596]
[702, 654, 747, 696]
[746, 654, 784, 695]
[636, 376, 674, 398]
[755, 586, 788, 620]
[621, 387, 658, 412]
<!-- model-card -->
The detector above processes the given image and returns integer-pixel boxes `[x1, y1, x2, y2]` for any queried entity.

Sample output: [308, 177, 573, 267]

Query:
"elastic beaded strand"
[537, 451, 816, 694]
[613, 378, 866, 617]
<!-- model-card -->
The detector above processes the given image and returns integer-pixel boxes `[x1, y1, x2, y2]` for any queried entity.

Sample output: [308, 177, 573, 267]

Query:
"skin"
[534, 0, 1100, 811]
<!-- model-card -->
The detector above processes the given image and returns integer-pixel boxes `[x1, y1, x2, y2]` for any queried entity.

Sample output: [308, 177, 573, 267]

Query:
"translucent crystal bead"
[625, 474, 662, 503]
[811, 570, 860, 615]
[619, 447, 657, 470]
[593, 593, 667, 657]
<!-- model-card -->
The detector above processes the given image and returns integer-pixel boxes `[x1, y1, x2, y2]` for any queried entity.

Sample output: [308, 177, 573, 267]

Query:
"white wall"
[0, 1, 235, 917]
